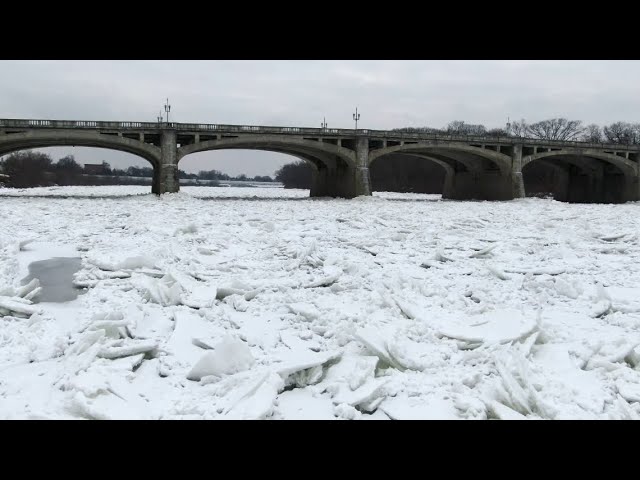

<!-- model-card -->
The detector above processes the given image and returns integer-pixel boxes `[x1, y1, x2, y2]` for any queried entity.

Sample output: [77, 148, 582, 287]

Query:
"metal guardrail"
[1, 118, 639, 151]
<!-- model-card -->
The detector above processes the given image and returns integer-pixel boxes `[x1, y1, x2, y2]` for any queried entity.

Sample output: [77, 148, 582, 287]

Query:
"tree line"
[394, 118, 640, 144]
[0, 152, 274, 188]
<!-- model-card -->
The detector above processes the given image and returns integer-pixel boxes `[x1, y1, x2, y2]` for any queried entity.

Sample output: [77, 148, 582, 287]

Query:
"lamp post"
[164, 98, 171, 124]
[321, 117, 327, 130]
[157, 111, 163, 123]
[353, 107, 360, 130]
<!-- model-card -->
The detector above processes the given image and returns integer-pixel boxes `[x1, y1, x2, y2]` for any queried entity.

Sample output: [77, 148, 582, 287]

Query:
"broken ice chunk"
[590, 300, 612, 318]
[287, 303, 320, 321]
[14, 278, 41, 300]
[469, 243, 499, 258]
[616, 382, 640, 403]
[435, 249, 454, 263]
[97, 340, 158, 359]
[274, 350, 341, 379]
[332, 377, 390, 407]
[87, 253, 157, 272]
[437, 309, 537, 346]
[187, 336, 255, 381]
[192, 337, 216, 350]
[487, 401, 528, 420]
[379, 395, 459, 420]
[354, 328, 405, 371]
[487, 265, 510, 280]
[321, 355, 379, 391]
[504, 266, 566, 276]
[305, 272, 341, 288]
[131, 273, 183, 306]
[66, 329, 106, 356]
[0, 296, 42, 318]
[223, 371, 284, 420]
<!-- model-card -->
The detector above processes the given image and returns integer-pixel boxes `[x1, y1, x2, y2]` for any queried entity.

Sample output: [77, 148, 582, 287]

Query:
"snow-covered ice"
[1, 185, 640, 419]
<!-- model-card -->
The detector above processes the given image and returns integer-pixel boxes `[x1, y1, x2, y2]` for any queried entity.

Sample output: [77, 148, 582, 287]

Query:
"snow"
[1, 185, 640, 419]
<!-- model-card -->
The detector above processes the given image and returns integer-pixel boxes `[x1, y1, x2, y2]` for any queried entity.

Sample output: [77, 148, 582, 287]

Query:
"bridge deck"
[1, 118, 639, 152]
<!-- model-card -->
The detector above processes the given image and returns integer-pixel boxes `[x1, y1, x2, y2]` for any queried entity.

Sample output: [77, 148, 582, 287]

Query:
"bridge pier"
[310, 165, 354, 197]
[309, 137, 371, 198]
[153, 129, 180, 195]
[510, 144, 526, 199]
[442, 172, 456, 198]
[309, 164, 371, 199]
[354, 137, 372, 197]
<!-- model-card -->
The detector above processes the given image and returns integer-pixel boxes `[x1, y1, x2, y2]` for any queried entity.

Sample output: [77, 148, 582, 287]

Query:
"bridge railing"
[0, 118, 163, 130]
[1, 118, 639, 151]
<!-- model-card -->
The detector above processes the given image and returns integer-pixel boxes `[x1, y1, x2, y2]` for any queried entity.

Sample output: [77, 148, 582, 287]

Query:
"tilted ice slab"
[273, 349, 342, 379]
[436, 309, 538, 346]
[84, 252, 158, 272]
[188, 335, 256, 381]
[380, 395, 459, 420]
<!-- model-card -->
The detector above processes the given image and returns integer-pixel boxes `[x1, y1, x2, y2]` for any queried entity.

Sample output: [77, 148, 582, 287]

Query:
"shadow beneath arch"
[0, 191, 458, 203]
[194, 195, 311, 202]
[377, 197, 445, 203]
[0, 193, 151, 199]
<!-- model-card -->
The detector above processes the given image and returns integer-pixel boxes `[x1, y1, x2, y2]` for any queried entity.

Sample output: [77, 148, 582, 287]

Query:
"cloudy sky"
[2, 60, 640, 176]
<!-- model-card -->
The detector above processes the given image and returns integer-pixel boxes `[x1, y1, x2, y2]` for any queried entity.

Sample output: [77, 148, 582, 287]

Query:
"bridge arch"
[0, 131, 165, 193]
[368, 142, 513, 174]
[521, 149, 639, 203]
[177, 135, 356, 171]
[522, 149, 638, 177]
[0, 131, 161, 167]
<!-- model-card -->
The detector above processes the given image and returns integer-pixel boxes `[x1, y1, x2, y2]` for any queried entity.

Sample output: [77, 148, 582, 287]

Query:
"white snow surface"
[1, 185, 640, 419]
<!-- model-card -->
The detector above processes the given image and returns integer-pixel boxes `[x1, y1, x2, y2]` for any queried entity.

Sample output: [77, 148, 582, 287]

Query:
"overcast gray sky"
[2, 60, 640, 176]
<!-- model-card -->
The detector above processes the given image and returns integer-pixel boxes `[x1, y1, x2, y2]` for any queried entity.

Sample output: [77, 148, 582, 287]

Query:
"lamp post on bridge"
[164, 98, 171, 124]
[157, 112, 163, 123]
[353, 107, 360, 131]
[352, 108, 360, 130]
[321, 117, 327, 130]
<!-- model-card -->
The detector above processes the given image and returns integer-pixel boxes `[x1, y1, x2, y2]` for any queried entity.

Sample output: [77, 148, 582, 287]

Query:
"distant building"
[84, 163, 107, 175]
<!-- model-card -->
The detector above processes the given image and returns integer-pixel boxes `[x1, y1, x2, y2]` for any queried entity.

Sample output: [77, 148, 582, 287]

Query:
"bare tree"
[56, 155, 82, 172]
[275, 161, 312, 189]
[526, 118, 584, 141]
[508, 119, 528, 138]
[2, 151, 54, 187]
[581, 124, 603, 143]
[54, 155, 83, 185]
[391, 126, 443, 134]
[632, 124, 640, 144]
[485, 128, 509, 138]
[446, 121, 486, 136]
[602, 122, 639, 144]
[393, 119, 640, 145]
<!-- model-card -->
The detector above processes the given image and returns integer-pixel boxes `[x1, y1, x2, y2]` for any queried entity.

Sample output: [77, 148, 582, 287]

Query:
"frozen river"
[1, 186, 639, 419]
